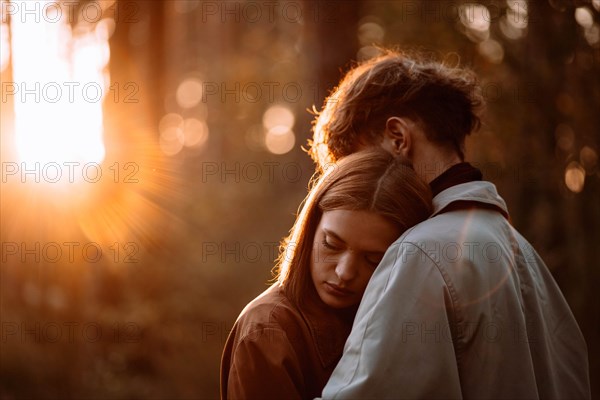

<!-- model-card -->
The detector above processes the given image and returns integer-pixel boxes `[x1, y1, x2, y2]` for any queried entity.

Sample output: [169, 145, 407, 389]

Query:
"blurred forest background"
[0, 0, 598, 399]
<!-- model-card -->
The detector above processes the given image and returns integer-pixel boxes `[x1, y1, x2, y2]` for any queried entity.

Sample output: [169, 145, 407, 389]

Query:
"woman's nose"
[335, 253, 359, 282]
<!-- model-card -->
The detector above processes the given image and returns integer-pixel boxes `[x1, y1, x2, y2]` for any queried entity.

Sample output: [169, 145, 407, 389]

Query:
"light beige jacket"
[321, 181, 590, 399]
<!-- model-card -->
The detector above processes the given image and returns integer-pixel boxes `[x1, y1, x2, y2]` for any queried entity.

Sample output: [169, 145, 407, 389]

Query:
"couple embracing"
[220, 50, 591, 399]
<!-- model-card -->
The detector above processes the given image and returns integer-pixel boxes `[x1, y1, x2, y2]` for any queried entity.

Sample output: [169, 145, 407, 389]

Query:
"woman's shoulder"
[233, 285, 306, 340]
[221, 285, 311, 400]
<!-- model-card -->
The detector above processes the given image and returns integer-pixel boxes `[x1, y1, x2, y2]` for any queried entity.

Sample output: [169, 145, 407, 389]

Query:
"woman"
[220, 149, 432, 399]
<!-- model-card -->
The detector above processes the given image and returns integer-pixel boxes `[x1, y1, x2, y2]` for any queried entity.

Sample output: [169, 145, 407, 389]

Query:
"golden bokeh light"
[182, 118, 209, 148]
[460, 4, 491, 42]
[478, 39, 505, 63]
[176, 78, 203, 109]
[580, 146, 598, 173]
[262, 104, 295, 130]
[498, 1, 528, 40]
[159, 112, 184, 132]
[264, 125, 295, 155]
[575, 7, 594, 29]
[357, 45, 382, 61]
[158, 112, 210, 154]
[565, 161, 586, 193]
[500, 16, 525, 40]
[584, 24, 600, 47]
[555, 123, 575, 151]
[506, 1, 528, 30]
[159, 126, 184, 156]
[358, 20, 385, 46]
[460, 4, 490, 32]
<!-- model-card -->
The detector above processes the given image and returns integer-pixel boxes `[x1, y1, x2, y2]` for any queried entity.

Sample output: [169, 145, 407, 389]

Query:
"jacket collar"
[431, 181, 509, 219]
[429, 162, 483, 197]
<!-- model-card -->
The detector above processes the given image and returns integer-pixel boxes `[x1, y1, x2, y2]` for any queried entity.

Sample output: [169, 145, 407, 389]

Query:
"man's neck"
[413, 153, 463, 184]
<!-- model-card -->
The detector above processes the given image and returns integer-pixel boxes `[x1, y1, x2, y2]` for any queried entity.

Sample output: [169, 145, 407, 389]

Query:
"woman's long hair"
[273, 148, 433, 306]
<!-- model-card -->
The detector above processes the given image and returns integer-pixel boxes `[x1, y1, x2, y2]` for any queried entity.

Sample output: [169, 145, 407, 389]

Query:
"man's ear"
[383, 117, 413, 157]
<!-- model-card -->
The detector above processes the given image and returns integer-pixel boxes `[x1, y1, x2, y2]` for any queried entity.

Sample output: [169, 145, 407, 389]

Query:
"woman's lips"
[324, 282, 353, 297]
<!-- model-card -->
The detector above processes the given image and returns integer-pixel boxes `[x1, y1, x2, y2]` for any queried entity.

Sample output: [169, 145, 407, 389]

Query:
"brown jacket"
[220, 285, 354, 399]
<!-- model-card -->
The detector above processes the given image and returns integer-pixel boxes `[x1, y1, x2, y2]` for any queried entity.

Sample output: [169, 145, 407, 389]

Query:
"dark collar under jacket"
[430, 162, 509, 220]
[429, 162, 483, 197]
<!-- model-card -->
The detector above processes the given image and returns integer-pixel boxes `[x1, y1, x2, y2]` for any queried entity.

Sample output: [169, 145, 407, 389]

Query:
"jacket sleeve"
[320, 241, 463, 399]
[226, 326, 304, 400]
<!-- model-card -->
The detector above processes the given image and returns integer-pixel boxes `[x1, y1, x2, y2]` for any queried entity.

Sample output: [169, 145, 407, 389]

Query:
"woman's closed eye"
[322, 237, 340, 251]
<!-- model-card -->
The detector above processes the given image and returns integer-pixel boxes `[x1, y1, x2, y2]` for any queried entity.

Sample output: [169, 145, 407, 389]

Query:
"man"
[310, 50, 590, 399]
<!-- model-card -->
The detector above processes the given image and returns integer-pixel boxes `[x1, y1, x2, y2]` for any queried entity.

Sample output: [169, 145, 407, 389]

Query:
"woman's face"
[310, 209, 401, 309]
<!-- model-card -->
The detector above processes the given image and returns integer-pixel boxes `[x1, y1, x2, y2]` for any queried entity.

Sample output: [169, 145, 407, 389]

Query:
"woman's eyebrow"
[322, 228, 389, 254]
[322, 228, 345, 243]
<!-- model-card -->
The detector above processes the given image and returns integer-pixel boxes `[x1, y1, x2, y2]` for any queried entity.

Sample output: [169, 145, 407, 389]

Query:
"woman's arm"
[224, 326, 304, 400]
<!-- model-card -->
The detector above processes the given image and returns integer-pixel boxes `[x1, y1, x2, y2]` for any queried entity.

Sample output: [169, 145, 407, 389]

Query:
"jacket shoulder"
[400, 208, 509, 249]
[232, 286, 306, 342]
[221, 286, 309, 399]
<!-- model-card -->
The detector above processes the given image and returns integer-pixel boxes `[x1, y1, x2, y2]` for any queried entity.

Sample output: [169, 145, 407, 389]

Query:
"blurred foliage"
[1, 0, 598, 399]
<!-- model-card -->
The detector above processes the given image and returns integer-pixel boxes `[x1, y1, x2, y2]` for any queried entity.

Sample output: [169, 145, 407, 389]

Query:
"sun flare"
[8, 0, 108, 168]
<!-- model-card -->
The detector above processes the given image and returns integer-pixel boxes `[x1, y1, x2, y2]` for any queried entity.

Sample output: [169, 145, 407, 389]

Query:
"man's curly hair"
[308, 49, 484, 172]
